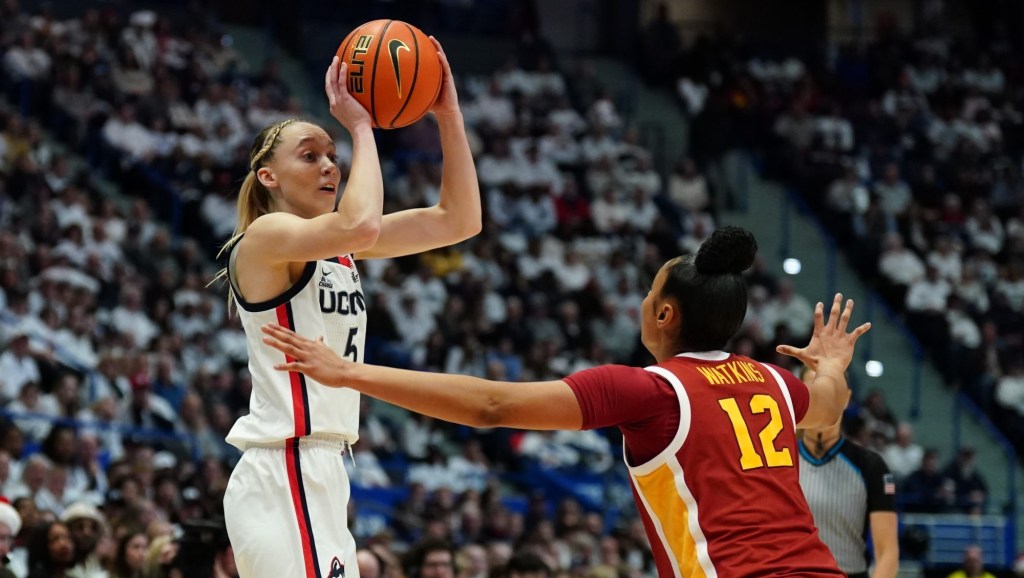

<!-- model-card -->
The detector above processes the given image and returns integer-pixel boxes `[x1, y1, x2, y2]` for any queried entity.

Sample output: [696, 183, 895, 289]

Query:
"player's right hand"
[776, 293, 871, 371]
[326, 56, 373, 133]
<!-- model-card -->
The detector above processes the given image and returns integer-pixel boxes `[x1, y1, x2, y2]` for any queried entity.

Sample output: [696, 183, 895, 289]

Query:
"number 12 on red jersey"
[718, 395, 794, 471]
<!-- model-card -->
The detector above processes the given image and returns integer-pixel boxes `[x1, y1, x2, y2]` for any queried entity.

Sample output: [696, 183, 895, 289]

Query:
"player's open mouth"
[319, 185, 336, 193]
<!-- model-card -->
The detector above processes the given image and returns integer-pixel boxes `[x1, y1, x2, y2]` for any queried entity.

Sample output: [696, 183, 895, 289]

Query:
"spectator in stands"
[141, 534, 176, 578]
[667, 157, 709, 214]
[61, 501, 107, 578]
[126, 379, 175, 434]
[0, 453, 13, 499]
[456, 544, 487, 578]
[964, 201, 1004, 256]
[6, 381, 56, 442]
[504, 551, 551, 578]
[108, 529, 146, 578]
[874, 163, 912, 221]
[902, 449, 954, 513]
[765, 280, 814, 343]
[995, 356, 1024, 435]
[905, 265, 952, 355]
[0, 498, 20, 578]
[859, 389, 898, 445]
[2, 32, 51, 83]
[404, 538, 456, 578]
[0, 330, 41, 403]
[943, 446, 988, 514]
[357, 549, 384, 578]
[26, 521, 75, 578]
[946, 544, 996, 578]
[877, 233, 924, 305]
[882, 423, 924, 481]
[9, 454, 50, 506]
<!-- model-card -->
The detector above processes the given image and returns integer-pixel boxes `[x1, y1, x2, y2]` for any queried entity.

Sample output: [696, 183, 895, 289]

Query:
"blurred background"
[0, 0, 1023, 576]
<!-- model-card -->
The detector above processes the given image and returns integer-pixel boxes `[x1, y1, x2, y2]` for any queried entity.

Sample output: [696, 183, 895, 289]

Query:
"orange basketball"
[336, 20, 442, 129]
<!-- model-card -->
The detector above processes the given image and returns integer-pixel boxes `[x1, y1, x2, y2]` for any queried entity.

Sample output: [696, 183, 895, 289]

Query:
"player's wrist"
[816, 358, 847, 375]
[347, 121, 375, 137]
[433, 109, 464, 124]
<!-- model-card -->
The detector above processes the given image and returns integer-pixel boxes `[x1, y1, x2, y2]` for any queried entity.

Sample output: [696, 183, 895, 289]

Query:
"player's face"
[264, 122, 341, 218]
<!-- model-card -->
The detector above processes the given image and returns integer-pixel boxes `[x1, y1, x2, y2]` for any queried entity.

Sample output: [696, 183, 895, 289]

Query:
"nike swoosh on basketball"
[387, 38, 410, 99]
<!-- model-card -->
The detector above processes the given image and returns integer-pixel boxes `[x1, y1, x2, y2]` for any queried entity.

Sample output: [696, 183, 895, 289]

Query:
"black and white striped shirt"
[799, 438, 896, 575]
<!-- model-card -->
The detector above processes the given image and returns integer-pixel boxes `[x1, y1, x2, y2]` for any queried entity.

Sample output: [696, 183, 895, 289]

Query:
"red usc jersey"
[565, 352, 842, 578]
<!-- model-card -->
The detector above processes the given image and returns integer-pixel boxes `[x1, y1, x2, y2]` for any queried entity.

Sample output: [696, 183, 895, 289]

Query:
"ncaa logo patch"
[327, 556, 345, 578]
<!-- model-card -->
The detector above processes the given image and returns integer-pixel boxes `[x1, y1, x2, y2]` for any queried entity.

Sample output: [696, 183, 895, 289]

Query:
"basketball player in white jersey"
[219, 38, 480, 578]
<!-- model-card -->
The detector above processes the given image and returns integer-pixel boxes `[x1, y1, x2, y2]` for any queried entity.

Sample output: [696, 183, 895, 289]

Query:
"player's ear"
[256, 166, 277, 189]
[656, 303, 673, 325]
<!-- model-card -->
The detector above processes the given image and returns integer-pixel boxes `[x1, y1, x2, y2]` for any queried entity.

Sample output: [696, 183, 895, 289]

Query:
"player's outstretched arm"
[261, 324, 582, 430]
[776, 293, 871, 428]
[357, 37, 481, 260]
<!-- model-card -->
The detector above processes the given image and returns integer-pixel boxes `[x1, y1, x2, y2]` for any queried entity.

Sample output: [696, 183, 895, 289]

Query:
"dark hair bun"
[695, 226, 757, 275]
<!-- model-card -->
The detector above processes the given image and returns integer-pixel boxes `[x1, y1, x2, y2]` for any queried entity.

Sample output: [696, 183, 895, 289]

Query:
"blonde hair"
[210, 118, 301, 309]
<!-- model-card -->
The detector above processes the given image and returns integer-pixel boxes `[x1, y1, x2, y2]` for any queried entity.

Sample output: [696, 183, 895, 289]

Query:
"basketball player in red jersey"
[261, 227, 870, 577]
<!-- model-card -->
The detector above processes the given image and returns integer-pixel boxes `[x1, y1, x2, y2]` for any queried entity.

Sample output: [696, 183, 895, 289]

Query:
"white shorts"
[225, 437, 359, 578]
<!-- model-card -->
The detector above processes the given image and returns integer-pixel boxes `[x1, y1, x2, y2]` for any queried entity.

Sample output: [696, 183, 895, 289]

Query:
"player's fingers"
[431, 39, 452, 76]
[849, 322, 872, 341]
[325, 60, 338, 108]
[812, 302, 824, 332]
[273, 362, 302, 372]
[335, 61, 348, 97]
[775, 345, 805, 359]
[262, 335, 302, 359]
[428, 35, 445, 57]
[838, 299, 854, 333]
[827, 293, 842, 329]
[316, 336, 326, 344]
[261, 323, 304, 344]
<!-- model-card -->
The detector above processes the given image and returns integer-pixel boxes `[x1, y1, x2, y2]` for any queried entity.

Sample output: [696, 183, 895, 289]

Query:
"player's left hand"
[428, 36, 461, 120]
[776, 293, 870, 371]
[261, 323, 349, 387]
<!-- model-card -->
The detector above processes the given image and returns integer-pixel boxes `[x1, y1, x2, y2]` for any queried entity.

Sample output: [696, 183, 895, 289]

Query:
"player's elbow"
[352, 219, 382, 250]
[473, 393, 508, 428]
[437, 203, 482, 244]
[458, 217, 483, 242]
[331, 219, 381, 254]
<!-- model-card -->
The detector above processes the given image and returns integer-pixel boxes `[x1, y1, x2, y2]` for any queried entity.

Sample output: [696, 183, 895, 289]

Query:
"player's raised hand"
[427, 36, 461, 120]
[326, 56, 373, 132]
[261, 323, 349, 387]
[776, 293, 871, 371]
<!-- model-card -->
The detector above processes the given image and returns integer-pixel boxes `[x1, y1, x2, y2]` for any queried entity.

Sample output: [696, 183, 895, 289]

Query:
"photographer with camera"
[167, 519, 237, 578]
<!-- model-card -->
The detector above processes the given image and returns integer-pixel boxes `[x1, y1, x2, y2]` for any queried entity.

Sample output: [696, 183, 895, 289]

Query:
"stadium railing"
[0, 408, 202, 465]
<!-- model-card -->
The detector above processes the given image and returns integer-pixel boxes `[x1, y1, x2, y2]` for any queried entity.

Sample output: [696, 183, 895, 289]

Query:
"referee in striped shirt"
[798, 368, 899, 578]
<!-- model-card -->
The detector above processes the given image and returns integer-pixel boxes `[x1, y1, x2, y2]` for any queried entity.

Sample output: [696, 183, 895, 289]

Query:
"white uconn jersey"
[226, 247, 365, 450]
